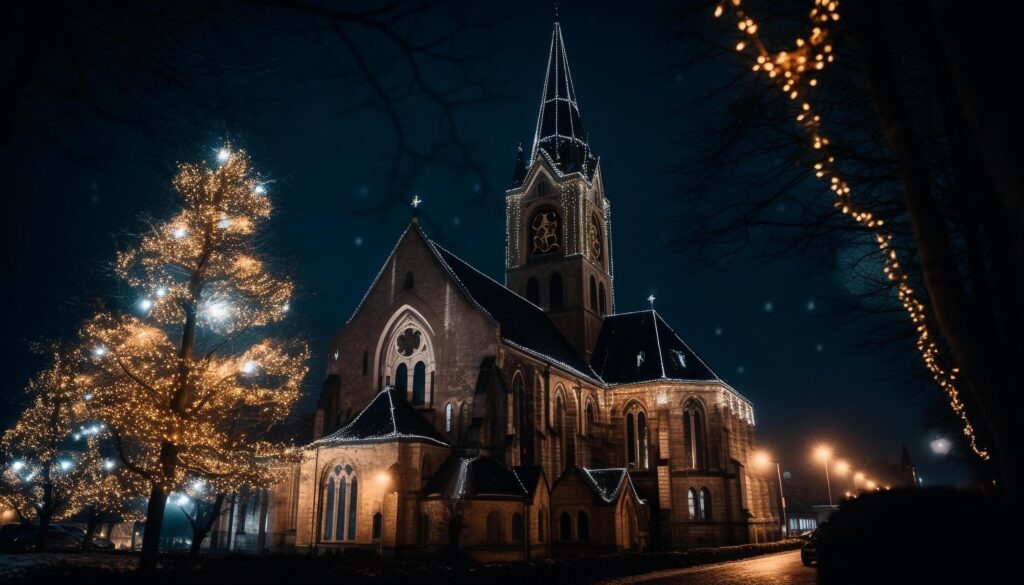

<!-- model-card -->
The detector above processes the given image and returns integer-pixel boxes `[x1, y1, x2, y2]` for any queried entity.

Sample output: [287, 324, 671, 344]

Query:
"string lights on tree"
[78, 146, 309, 569]
[712, 0, 987, 459]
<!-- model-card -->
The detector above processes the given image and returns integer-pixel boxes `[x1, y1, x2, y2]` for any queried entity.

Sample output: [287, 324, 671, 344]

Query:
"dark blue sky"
[0, 1, 967, 494]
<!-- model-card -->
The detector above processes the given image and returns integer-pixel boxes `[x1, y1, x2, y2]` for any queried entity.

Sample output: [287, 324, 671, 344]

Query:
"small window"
[511, 513, 524, 541]
[577, 511, 589, 542]
[598, 282, 607, 316]
[589, 276, 598, 310]
[636, 351, 645, 369]
[403, 271, 414, 290]
[688, 488, 697, 519]
[445, 403, 454, 432]
[699, 488, 711, 520]
[559, 511, 572, 541]
[372, 512, 382, 540]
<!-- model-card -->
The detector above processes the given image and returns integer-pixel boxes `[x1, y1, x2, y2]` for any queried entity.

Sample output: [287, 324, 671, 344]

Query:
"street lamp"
[853, 471, 865, 493]
[376, 471, 392, 554]
[815, 445, 834, 506]
[834, 460, 852, 498]
[753, 450, 788, 537]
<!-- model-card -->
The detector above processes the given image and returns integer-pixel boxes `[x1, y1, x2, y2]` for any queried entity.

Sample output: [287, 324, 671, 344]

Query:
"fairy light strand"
[713, 0, 988, 459]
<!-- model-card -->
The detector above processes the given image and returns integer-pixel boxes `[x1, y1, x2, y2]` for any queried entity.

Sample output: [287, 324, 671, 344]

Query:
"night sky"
[0, 1, 967, 496]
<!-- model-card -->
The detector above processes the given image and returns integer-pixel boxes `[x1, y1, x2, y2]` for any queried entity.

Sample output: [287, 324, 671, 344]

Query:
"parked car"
[10, 525, 83, 551]
[801, 525, 824, 566]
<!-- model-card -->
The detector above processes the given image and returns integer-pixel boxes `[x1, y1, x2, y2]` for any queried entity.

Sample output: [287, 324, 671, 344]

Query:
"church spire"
[530, 18, 596, 177]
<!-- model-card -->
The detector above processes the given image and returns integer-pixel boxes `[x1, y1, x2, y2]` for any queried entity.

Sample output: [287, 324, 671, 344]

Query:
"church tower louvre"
[506, 17, 612, 360]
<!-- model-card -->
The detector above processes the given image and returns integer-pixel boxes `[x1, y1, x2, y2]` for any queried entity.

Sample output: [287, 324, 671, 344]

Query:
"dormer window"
[636, 351, 645, 369]
[672, 349, 686, 368]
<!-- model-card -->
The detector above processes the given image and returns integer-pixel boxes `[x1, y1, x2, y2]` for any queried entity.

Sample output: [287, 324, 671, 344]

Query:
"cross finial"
[411, 195, 422, 222]
[647, 294, 656, 310]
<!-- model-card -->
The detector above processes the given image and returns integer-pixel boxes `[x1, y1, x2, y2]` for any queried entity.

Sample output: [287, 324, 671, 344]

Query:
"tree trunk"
[850, 0, 1020, 503]
[189, 493, 226, 558]
[81, 508, 101, 551]
[35, 510, 51, 552]
[139, 482, 169, 572]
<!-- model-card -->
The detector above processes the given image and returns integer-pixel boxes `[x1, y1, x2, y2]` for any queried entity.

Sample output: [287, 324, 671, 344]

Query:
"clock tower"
[505, 18, 612, 360]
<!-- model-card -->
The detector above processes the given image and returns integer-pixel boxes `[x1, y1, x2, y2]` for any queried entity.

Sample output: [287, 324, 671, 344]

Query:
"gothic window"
[526, 277, 540, 305]
[699, 488, 711, 520]
[589, 213, 603, 264]
[322, 464, 358, 542]
[577, 511, 590, 542]
[589, 276, 598, 310]
[555, 392, 566, 472]
[584, 399, 596, 436]
[510, 373, 525, 435]
[625, 404, 649, 470]
[381, 311, 436, 405]
[395, 363, 408, 394]
[445, 403, 454, 432]
[511, 513, 524, 541]
[598, 282, 607, 316]
[403, 271, 414, 291]
[412, 361, 426, 405]
[683, 401, 706, 469]
[550, 273, 564, 311]
[486, 511, 503, 544]
[529, 207, 561, 255]
[559, 511, 572, 541]
[687, 488, 697, 519]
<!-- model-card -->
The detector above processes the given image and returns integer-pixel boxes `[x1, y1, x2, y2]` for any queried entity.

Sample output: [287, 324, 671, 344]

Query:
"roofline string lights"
[713, 0, 987, 459]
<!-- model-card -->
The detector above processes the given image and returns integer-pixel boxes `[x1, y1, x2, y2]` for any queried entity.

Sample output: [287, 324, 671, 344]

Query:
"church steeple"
[530, 20, 596, 176]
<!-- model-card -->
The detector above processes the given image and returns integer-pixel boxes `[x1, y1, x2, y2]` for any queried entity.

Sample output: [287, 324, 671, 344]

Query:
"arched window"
[511, 513, 524, 541]
[559, 511, 572, 541]
[322, 464, 358, 542]
[555, 393, 566, 471]
[511, 373, 524, 435]
[699, 488, 711, 520]
[395, 363, 408, 394]
[412, 361, 426, 405]
[550, 273, 564, 311]
[589, 275, 598, 310]
[486, 511, 503, 544]
[584, 399, 596, 436]
[526, 277, 540, 305]
[529, 207, 561, 255]
[403, 271, 414, 290]
[577, 511, 589, 542]
[687, 488, 697, 519]
[625, 404, 648, 470]
[445, 403, 454, 432]
[372, 512, 382, 540]
[598, 282, 607, 316]
[683, 401, 706, 469]
[538, 509, 546, 542]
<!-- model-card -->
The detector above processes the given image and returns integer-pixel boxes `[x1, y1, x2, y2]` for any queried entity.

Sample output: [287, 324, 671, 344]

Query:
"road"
[604, 551, 816, 585]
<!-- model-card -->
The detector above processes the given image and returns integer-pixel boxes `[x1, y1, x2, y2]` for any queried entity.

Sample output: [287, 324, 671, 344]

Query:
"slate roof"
[313, 386, 449, 447]
[576, 467, 647, 505]
[428, 240, 601, 381]
[422, 455, 529, 500]
[530, 21, 598, 179]
[591, 310, 722, 385]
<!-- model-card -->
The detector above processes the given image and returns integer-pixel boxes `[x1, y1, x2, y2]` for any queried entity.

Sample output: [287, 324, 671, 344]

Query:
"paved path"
[603, 551, 816, 585]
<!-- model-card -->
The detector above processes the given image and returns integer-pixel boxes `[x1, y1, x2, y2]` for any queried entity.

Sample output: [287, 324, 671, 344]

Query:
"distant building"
[257, 15, 778, 560]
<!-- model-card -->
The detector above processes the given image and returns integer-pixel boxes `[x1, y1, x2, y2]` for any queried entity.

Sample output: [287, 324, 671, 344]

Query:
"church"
[258, 18, 780, 560]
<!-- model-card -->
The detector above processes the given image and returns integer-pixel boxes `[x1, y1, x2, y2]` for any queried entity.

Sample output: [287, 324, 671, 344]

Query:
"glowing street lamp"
[753, 450, 788, 536]
[815, 445, 834, 506]
[853, 471, 865, 492]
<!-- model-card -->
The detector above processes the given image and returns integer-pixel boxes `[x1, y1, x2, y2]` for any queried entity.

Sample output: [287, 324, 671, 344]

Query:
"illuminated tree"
[79, 147, 308, 570]
[73, 450, 148, 550]
[0, 352, 99, 550]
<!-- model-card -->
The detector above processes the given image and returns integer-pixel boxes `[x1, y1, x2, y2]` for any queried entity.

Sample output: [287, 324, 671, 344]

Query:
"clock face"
[589, 214, 602, 262]
[396, 328, 422, 357]
[530, 208, 561, 255]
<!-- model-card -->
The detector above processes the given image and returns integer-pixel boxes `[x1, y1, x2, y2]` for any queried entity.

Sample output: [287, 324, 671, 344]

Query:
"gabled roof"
[313, 386, 449, 448]
[591, 310, 722, 385]
[428, 239, 601, 382]
[576, 467, 647, 505]
[422, 455, 528, 500]
[530, 20, 598, 179]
